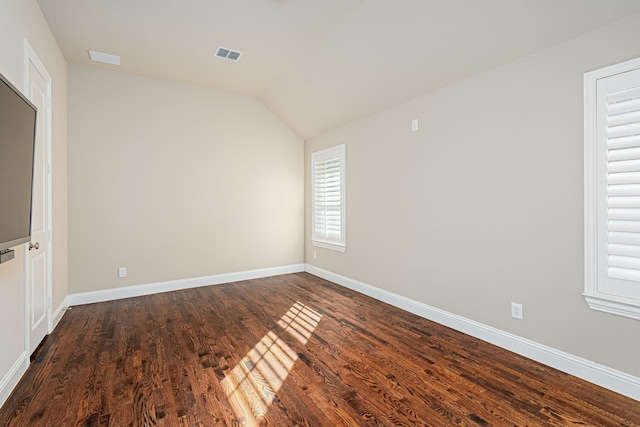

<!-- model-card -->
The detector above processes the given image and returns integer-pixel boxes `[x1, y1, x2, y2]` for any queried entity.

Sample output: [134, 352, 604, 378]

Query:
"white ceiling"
[37, 0, 640, 139]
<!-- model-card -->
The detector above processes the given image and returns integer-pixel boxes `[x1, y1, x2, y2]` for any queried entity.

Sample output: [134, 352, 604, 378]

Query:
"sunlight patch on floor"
[220, 301, 322, 426]
[277, 301, 322, 345]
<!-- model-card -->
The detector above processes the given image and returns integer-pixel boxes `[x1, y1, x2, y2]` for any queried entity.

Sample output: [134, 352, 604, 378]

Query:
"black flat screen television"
[0, 71, 37, 253]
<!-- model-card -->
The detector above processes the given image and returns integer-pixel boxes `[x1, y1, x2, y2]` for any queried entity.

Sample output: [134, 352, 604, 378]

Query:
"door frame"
[23, 39, 53, 355]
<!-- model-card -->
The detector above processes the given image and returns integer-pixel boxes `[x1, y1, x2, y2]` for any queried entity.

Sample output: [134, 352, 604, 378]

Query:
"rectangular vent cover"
[214, 46, 243, 62]
[88, 50, 121, 65]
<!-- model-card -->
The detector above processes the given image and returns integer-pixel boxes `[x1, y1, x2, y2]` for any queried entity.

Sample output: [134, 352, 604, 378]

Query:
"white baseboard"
[68, 264, 305, 306]
[0, 300, 70, 409]
[304, 264, 640, 402]
[0, 352, 28, 409]
[51, 295, 69, 332]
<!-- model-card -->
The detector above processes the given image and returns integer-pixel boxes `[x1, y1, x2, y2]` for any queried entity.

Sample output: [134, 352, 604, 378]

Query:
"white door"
[24, 43, 52, 355]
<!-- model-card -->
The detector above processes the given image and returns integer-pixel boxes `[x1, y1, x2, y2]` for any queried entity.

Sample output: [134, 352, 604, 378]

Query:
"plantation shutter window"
[312, 145, 345, 252]
[585, 58, 640, 320]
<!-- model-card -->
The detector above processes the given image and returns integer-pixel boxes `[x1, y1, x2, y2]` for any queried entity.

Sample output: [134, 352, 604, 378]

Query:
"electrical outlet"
[511, 302, 523, 320]
[118, 267, 127, 278]
[313, 250, 317, 259]
[411, 118, 419, 132]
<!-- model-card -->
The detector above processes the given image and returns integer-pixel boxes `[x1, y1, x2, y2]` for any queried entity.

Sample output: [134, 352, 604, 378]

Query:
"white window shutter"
[598, 70, 640, 300]
[585, 58, 640, 320]
[311, 145, 345, 251]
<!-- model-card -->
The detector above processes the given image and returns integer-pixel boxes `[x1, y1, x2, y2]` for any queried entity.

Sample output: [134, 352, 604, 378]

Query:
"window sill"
[312, 240, 346, 252]
[583, 293, 640, 321]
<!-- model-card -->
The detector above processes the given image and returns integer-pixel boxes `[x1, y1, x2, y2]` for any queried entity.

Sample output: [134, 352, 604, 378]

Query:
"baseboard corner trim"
[304, 264, 640, 402]
[51, 295, 69, 332]
[68, 264, 305, 306]
[0, 351, 28, 409]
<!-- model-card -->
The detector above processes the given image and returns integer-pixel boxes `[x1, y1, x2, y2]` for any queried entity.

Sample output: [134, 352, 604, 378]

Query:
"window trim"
[584, 57, 640, 320]
[311, 144, 346, 252]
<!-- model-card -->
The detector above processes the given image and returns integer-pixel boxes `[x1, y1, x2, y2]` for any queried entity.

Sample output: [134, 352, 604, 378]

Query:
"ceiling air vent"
[214, 46, 243, 62]
[88, 50, 121, 65]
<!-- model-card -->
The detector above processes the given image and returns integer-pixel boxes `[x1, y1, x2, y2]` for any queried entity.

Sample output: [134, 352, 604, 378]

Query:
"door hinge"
[47, 230, 52, 241]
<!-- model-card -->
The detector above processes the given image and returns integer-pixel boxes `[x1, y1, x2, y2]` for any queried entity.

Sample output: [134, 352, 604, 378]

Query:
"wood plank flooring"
[0, 272, 638, 426]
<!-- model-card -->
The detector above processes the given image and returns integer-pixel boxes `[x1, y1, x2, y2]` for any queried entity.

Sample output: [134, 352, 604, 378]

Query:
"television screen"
[0, 72, 37, 252]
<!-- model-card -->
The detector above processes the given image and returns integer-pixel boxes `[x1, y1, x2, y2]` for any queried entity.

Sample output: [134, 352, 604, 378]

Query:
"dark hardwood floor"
[0, 272, 638, 426]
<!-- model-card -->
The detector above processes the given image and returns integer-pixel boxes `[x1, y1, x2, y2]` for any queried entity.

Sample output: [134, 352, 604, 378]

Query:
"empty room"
[0, 0, 640, 425]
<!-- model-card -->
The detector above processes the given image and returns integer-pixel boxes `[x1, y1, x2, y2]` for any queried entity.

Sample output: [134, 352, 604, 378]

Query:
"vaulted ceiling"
[37, 0, 640, 139]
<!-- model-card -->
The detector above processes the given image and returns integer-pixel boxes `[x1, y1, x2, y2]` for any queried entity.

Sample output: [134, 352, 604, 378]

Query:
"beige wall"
[67, 65, 303, 293]
[306, 13, 640, 377]
[0, 0, 67, 384]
